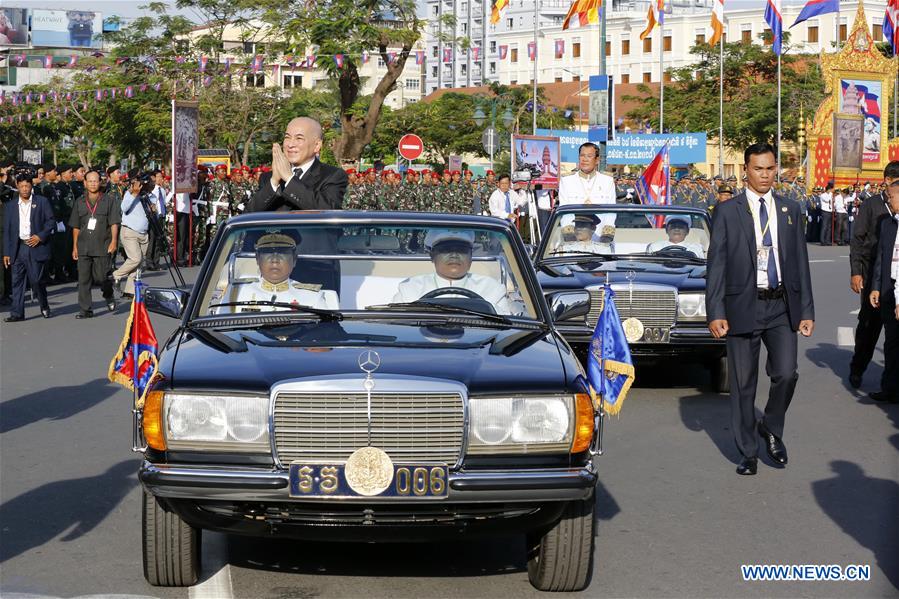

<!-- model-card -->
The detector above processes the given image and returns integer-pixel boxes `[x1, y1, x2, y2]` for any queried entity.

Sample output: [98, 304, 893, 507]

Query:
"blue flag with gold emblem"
[108, 279, 159, 408]
[586, 286, 635, 415]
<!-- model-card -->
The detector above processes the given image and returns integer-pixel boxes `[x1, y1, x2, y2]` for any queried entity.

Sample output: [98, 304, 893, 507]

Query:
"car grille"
[587, 289, 677, 329]
[273, 391, 464, 465]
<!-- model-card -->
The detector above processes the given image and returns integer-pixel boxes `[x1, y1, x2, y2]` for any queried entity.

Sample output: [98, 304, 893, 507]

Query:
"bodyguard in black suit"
[707, 143, 815, 475]
[245, 117, 348, 293]
[2, 171, 56, 321]
[246, 117, 347, 213]
[868, 176, 899, 403]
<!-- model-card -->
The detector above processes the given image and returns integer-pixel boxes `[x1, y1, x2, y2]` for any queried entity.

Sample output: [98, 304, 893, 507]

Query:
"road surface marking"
[189, 532, 233, 599]
[850, 308, 860, 315]
[809, 259, 835, 263]
[837, 327, 855, 347]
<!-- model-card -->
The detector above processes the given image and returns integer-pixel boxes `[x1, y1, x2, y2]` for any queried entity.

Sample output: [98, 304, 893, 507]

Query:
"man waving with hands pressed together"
[706, 143, 815, 476]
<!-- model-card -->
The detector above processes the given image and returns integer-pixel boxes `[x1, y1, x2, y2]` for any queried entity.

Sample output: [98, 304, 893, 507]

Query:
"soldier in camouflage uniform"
[206, 164, 233, 249]
[229, 167, 253, 215]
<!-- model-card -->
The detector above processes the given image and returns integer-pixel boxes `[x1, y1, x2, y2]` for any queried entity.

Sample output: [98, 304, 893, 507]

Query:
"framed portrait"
[832, 113, 863, 171]
[511, 135, 561, 190]
[172, 100, 199, 193]
[837, 78, 882, 164]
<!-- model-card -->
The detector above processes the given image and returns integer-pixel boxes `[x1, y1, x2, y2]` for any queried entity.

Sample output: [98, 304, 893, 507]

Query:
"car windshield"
[195, 224, 539, 320]
[540, 209, 711, 260]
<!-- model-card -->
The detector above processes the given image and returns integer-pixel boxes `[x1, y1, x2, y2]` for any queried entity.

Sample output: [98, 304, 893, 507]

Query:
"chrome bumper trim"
[139, 462, 595, 503]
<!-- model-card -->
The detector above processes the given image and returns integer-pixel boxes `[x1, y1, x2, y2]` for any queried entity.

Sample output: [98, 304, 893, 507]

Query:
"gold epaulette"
[292, 282, 323, 292]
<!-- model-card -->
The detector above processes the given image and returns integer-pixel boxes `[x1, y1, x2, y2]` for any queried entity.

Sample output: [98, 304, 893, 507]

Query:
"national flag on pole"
[125, 85, 134, 98]
[43, 55, 53, 69]
[95, 88, 104, 101]
[491, 0, 509, 24]
[586, 286, 635, 416]
[709, 0, 725, 45]
[764, 0, 783, 55]
[555, 39, 565, 58]
[306, 54, 316, 67]
[361, 50, 370, 64]
[387, 51, 397, 64]
[499, 45, 508, 59]
[224, 58, 232, 73]
[443, 48, 453, 63]
[333, 53, 345, 68]
[791, 0, 839, 27]
[68, 54, 78, 68]
[472, 47, 481, 61]
[527, 41, 537, 60]
[415, 50, 425, 64]
[108, 280, 159, 409]
[198, 55, 208, 72]
[634, 142, 671, 207]
[639, 0, 664, 39]
[174, 55, 186, 64]
[884, 0, 898, 55]
[251, 54, 264, 73]
[562, 0, 602, 30]
[14, 54, 26, 66]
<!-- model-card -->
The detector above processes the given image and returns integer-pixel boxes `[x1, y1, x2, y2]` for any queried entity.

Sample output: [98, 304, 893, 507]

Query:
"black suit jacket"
[2, 193, 56, 263]
[706, 191, 815, 335]
[246, 158, 347, 213]
[849, 192, 890, 279]
[872, 215, 898, 308]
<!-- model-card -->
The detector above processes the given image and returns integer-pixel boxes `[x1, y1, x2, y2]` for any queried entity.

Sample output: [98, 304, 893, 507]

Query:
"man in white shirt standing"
[557, 143, 616, 206]
[487, 174, 527, 222]
[819, 182, 834, 245]
[834, 188, 849, 246]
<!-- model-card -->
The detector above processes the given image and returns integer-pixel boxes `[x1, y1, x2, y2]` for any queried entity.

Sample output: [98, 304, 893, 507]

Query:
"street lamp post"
[474, 98, 514, 171]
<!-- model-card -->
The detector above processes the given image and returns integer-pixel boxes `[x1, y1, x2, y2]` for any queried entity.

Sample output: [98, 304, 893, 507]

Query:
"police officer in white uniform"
[557, 143, 616, 206]
[393, 229, 516, 315]
[232, 232, 338, 311]
[646, 216, 705, 257]
[554, 214, 615, 255]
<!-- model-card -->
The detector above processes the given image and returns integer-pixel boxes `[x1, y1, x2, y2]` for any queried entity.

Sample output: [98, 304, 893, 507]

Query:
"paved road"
[1, 244, 896, 598]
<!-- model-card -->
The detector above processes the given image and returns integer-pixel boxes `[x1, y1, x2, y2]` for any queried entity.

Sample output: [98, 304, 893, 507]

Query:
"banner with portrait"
[0, 7, 29, 45]
[31, 9, 103, 48]
[832, 113, 864, 171]
[511, 135, 560, 190]
[172, 100, 199, 193]
[838, 78, 882, 164]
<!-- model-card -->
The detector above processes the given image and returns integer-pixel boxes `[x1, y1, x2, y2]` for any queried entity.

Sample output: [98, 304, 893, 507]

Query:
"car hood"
[169, 319, 570, 395]
[537, 258, 707, 292]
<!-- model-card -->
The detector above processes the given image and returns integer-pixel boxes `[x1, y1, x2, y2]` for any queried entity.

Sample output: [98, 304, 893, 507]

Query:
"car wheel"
[526, 497, 595, 591]
[142, 490, 201, 586]
[711, 355, 730, 394]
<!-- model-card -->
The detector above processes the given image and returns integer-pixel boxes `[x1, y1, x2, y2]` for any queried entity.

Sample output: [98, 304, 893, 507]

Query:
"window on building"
[246, 73, 265, 87]
[507, 18, 513, 28]
[572, 75, 580, 81]
[763, 28, 772, 45]
[873, 24, 883, 41]
[461, 64, 467, 75]
[643, 72, 652, 83]
[663, 72, 672, 83]
[643, 37, 652, 52]
[663, 35, 672, 51]
[243, 41, 255, 54]
[461, 2, 467, 13]
[490, 41, 496, 52]
[553, 16, 562, 25]
[620, 73, 630, 83]
[283, 74, 303, 88]
[489, 61, 496, 74]
[622, 38, 630, 54]
[839, 22, 847, 41]
[432, 5, 439, 15]
[175, 40, 189, 53]
[695, 32, 705, 45]
[431, 66, 438, 77]
[510, 79, 517, 85]
[605, 40, 611, 56]
[511, 47, 518, 61]
[461, 23, 467, 33]
[405, 78, 420, 90]
[432, 46, 439, 57]
[555, 76, 563, 82]
[807, 26, 819, 42]
[573, 42, 581, 57]
[429, 85, 437, 93]
[378, 57, 386, 68]
[741, 29, 752, 43]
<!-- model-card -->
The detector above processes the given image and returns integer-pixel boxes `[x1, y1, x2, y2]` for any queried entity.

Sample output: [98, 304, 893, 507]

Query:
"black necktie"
[759, 197, 779, 289]
[293, 167, 303, 180]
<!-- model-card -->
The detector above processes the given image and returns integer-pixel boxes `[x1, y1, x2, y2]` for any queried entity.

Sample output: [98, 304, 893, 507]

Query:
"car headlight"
[163, 393, 270, 452]
[677, 292, 707, 322]
[468, 396, 581, 454]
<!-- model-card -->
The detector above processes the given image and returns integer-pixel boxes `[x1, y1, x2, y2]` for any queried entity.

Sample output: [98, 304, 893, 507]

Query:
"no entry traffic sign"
[398, 134, 424, 161]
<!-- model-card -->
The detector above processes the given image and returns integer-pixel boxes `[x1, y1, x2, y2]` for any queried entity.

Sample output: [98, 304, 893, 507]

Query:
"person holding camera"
[557, 142, 616, 206]
[112, 174, 150, 297]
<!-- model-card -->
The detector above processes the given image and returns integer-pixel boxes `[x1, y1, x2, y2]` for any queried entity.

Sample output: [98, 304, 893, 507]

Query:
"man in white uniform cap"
[393, 229, 515, 315]
[233, 231, 339, 311]
[646, 216, 705, 257]
[554, 214, 615, 255]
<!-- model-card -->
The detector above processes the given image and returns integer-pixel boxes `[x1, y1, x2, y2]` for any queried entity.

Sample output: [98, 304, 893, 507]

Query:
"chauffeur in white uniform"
[393, 230, 516, 315]
[233, 232, 339, 311]
[556, 142, 616, 206]
[555, 214, 615, 255]
[646, 216, 705, 257]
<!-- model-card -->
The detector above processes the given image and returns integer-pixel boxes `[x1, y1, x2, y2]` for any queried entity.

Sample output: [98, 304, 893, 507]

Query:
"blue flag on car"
[108, 279, 159, 409]
[586, 286, 635, 415]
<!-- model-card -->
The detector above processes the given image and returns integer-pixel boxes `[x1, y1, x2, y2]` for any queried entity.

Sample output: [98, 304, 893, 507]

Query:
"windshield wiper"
[206, 301, 343, 321]
[364, 300, 513, 325]
[546, 250, 609, 257]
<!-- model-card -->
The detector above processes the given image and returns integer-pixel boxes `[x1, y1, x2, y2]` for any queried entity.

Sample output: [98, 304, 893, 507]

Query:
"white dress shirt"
[392, 272, 514, 315]
[18, 196, 33, 240]
[819, 191, 833, 212]
[745, 187, 781, 289]
[834, 193, 847, 214]
[488, 188, 527, 220]
[556, 170, 616, 206]
[152, 185, 166, 214]
[175, 192, 191, 214]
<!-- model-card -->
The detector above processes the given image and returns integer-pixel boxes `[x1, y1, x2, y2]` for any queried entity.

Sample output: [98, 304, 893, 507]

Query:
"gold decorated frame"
[832, 113, 864, 171]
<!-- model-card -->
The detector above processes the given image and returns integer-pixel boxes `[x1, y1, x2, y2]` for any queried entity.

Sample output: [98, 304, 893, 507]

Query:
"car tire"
[142, 490, 201, 586]
[526, 497, 595, 591]
[711, 355, 730, 394]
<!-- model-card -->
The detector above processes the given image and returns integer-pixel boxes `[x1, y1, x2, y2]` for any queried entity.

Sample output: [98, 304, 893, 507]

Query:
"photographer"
[112, 173, 151, 297]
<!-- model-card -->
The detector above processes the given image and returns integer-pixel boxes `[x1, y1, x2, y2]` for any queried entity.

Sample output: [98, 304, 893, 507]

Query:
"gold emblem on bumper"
[345, 446, 394, 496]
[622, 317, 645, 343]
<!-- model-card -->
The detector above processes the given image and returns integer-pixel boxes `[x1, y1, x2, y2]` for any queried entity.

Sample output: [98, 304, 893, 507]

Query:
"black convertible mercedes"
[138, 210, 604, 592]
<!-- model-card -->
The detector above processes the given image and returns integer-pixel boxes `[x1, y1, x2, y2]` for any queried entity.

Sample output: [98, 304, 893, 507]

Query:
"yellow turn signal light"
[571, 393, 594, 453]
[143, 390, 166, 450]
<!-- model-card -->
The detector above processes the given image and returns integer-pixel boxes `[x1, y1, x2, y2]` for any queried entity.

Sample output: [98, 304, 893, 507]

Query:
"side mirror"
[144, 287, 189, 319]
[547, 290, 590, 322]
